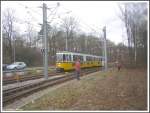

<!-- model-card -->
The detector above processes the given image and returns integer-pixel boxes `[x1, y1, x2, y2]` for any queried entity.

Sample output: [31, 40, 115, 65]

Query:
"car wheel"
[14, 67, 18, 70]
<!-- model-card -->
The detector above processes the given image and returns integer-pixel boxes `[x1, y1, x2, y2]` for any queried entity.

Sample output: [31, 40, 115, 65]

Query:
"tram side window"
[67, 54, 71, 61]
[66, 55, 68, 61]
[63, 54, 71, 61]
[73, 55, 76, 61]
[90, 57, 92, 61]
[63, 54, 65, 61]
[79, 55, 83, 61]
[57, 54, 63, 62]
[100, 58, 102, 61]
[91, 57, 93, 61]
[97, 58, 99, 61]
[73, 55, 83, 61]
[86, 56, 92, 61]
[73, 55, 77, 61]
[86, 56, 89, 61]
[93, 57, 95, 61]
[96, 58, 98, 61]
[68, 55, 71, 61]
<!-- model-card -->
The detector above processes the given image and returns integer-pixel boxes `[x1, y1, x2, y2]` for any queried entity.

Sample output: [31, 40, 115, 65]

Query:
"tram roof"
[56, 51, 104, 58]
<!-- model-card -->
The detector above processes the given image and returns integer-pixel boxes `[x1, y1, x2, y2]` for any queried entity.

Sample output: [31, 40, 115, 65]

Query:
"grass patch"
[21, 68, 147, 110]
[22, 84, 81, 110]
[27, 69, 38, 75]
[26, 67, 54, 76]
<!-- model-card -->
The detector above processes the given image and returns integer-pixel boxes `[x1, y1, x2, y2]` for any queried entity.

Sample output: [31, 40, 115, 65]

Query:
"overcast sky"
[1, 1, 142, 44]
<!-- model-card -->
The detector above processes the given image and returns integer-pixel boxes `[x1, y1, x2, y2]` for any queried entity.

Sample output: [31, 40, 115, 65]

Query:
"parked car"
[6, 62, 27, 70]
[3, 64, 8, 70]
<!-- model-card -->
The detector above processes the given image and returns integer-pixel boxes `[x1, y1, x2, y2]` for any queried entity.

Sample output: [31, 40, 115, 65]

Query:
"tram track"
[3, 71, 65, 85]
[3, 68, 100, 105]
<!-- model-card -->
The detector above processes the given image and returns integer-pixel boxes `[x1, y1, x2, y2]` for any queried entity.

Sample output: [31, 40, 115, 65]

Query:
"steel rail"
[3, 68, 100, 105]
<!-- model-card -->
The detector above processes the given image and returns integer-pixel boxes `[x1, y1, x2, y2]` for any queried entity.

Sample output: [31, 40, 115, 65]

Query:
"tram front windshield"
[56, 54, 63, 62]
[57, 54, 72, 62]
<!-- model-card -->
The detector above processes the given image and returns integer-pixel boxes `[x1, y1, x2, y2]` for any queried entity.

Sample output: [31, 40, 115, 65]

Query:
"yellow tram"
[56, 51, 104, 71]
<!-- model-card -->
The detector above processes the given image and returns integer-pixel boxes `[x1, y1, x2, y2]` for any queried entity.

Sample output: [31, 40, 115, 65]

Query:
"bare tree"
[25, 22, 38, 48]
[118, 3, 147, 66]
[61, 16, 78, 51]
[48, 26, 57, 65]
[2, 8, 16, 63]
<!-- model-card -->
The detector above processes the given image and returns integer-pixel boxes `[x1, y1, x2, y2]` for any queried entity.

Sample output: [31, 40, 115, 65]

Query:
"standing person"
[75, 58, 81, 80]
[117, 62, 122, 71]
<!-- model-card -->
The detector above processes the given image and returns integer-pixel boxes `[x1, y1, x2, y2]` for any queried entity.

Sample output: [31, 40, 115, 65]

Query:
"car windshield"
[12, 62, 21, 65]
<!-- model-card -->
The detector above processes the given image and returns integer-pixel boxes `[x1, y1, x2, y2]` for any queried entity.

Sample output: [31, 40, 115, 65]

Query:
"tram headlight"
[57, 63, 61, 66]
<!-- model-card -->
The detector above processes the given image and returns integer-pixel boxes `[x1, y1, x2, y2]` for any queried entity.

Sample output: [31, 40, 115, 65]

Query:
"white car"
[7, 62, 27, 70]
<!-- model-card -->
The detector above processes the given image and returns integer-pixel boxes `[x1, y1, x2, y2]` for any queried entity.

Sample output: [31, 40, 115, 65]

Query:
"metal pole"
[13, 39, 16, 62]
[103, 26, 107, 71]
[66, 34, 68, 51]
[12, 31, 15, 63]
[43, 3, 48, 79]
